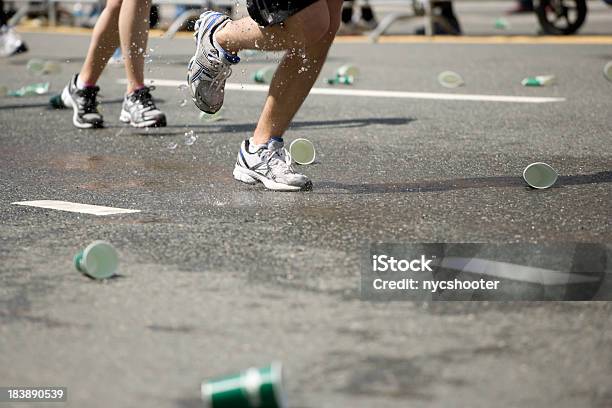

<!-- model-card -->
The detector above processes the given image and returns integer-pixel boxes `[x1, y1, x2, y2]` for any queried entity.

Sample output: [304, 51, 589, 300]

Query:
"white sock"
[249, 137, 267, 150]
[76, 76, 89, 90]
[212, 21, 241, 63]
[212, 29, 228, 56]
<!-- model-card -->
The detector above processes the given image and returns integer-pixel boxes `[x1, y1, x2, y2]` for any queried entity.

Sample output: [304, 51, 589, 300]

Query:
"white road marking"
[124, 78, 566, 104]
[441, 257, 599, 285]
[12, 200, 140, 216]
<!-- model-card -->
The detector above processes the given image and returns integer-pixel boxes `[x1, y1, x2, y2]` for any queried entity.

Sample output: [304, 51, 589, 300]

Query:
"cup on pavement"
[523, 162, 558, 189]
[289, 138, 316, 165]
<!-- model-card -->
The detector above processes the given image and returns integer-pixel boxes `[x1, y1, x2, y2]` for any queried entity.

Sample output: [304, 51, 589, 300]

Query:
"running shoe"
[233, 137, 312, 191]
[0, 26, 27, 57]
[187, 11, 239, 114]
[119, 86, 166, 128]
[60, 74, 104, 129]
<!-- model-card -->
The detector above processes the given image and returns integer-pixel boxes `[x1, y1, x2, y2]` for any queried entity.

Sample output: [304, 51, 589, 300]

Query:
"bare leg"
[215, 0, 331, 54]
[78, 0, 122, 85]
[252, 0, 343, 144]
[119, 0, 151, 93]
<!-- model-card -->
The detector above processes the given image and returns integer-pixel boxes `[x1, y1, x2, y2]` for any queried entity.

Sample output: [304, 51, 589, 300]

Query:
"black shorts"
[247, 0, 319, 27]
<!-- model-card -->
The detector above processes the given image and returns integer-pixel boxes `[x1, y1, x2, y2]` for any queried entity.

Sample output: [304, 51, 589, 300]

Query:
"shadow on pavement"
[0, 97, 129, 110]
[159, 117, 415, 134]
[317, 171, 612, 194]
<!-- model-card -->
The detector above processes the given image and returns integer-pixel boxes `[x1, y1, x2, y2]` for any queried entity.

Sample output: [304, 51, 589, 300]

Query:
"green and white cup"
[201, 362, 286, 408]
[326, 75, 354, 85]
[523, 162, 558, 189]
[336, 64, 359, 79]
[438, 71, 465, 88]
[42, 60, 62, 75]
[253, 66, 276, 84]
[603, 61, 612, 82]
[521, 75, 556, 87]
[289, 138, 316, 165]
[26, 58, 45, 75]
[74, 240, 119, 279]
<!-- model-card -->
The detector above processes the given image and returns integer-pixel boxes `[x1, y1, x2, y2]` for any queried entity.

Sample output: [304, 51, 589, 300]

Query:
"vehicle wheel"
[536, 0, 587, 35]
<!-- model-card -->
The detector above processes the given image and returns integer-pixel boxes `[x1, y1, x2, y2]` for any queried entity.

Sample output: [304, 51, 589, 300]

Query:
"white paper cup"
[604, 61, 612, 82]
[523, 162, 558, 189]
[437, 71, 465, 88]
[289, 138, 316, 165]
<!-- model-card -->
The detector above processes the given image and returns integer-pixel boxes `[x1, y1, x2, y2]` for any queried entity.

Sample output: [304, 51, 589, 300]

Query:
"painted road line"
[12, 200, 140, 216]
[441, 257, 599, 285]
[125, 78, 565, 104]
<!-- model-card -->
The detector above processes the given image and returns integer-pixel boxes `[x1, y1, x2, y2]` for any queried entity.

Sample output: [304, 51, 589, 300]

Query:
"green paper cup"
[438, 71, 465, 88]
[604, 61, 612, 82]
[201, 362, 286, 408]
[289, 138, 316, 165]
[253, 66, 276, 84]
[74, 240, 119, 279]
[523, 162, 558, 189]
[26, 58, 45, 75]
[336, 64, 359, 79]
[42, 60, 62, 75]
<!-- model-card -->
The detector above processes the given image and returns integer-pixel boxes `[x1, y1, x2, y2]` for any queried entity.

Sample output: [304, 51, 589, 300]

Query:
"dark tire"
[536, 0, 587, 35]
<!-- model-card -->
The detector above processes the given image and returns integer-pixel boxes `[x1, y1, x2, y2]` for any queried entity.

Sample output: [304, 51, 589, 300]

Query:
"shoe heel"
[233, 168, 257, 184]
[61, 86, 72, 108]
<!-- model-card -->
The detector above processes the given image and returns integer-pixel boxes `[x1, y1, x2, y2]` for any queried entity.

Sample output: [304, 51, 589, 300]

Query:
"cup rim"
[289, 138, 316, 165]
[523, 162, 558, 189]
[82, 240, 118, 279]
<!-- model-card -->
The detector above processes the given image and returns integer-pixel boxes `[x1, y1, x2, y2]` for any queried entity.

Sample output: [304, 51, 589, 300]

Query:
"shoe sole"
[233, 165, 312, 192]
[119, 110, 167, 128]
[61, 86, 103, 129]
[188, 12, 226, 114]
[189, 61, 222, 114]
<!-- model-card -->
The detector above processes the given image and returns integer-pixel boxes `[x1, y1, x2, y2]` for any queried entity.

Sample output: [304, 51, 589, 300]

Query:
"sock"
[76, 76, 94, 90]
[125, 84, 146, 97]
[249, 137, 267, 151]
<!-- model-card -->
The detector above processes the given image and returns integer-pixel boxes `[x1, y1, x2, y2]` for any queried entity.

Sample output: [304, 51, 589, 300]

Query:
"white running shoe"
[0, 26, 27, 58]
[233, 137, 312, 191]
[119, 86, 166, 128]
[187, 11, 239, 114]
[59, 74, 104, 129]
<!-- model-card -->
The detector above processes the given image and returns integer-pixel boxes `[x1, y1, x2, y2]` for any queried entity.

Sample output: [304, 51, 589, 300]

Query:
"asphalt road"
[1, 28, 611, 408]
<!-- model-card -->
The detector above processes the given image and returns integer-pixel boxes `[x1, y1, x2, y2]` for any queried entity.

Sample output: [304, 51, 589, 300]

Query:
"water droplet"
[184, 130, 197, 145]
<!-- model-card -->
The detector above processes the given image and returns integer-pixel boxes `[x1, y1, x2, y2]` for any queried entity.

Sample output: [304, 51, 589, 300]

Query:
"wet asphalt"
[0, 28, 611, 408]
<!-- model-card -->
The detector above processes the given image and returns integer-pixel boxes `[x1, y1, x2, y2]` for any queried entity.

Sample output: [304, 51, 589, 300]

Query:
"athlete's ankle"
[214, 22, 239, 55]
[76, 75, 95, 90]
[252, 133, 273, 146]
[126, 84, 145, 95]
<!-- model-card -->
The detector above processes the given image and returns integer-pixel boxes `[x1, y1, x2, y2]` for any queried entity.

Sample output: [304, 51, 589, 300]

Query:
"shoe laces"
[262, 145, 295, 175]
[129, 86, 157, 112]
[210, 61, 232, 92]
[76, 86, 100, 114]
